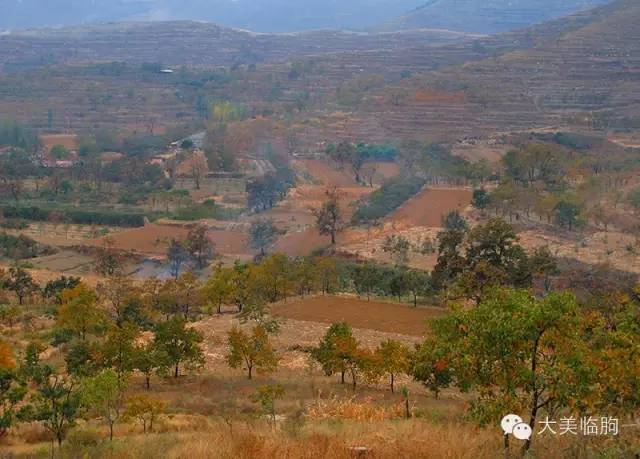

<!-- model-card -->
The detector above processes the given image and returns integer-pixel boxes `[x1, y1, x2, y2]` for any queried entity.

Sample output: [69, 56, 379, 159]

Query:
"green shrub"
[352, 177, 425, 223]
[1, 205, 146, 227]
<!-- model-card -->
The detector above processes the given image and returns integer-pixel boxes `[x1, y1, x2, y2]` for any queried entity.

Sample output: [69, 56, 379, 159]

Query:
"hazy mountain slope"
[345, 0, 640, 142]
[0, 22, 469, 71]
[378, 0, 612, 34]
[0, 0, 422, 32]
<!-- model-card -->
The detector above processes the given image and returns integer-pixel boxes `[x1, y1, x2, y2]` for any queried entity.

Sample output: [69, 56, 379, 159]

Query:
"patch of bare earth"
[389, 187, 473, 227]
[195, 295, 437, 372]
[271, 295, 443, 337]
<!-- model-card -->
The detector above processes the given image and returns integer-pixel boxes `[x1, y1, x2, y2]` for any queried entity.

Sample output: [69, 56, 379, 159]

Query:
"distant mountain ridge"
[378, 0, 612, 34]
[0, 0, 614, 33]
[0, 0, 421, 32]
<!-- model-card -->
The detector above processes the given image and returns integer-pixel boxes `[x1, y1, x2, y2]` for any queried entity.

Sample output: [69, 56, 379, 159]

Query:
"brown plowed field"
[273, 227, 332, 257]
[90, 224, 252, 258]
[209, 230, 250, 255]
[294, 159, 358, 187]
[272, 295, 444, 336]
[390, 188, 472, 227]
[89, 224, 189, 256]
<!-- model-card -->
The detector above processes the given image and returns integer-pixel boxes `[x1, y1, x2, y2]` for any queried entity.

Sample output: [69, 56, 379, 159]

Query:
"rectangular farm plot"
[272, 295, 444, 336]
[390, 188, 472, 227]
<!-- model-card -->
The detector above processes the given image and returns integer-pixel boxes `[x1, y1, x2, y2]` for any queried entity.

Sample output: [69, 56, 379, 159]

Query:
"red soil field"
[91, 224, 251, 258]
[40, 134, 77, 153]
[389, 188, 472, 227]
[273, 227, 332, 257]
[414, 90, 467, 104]
[90, 224, 189, 256]
[272, 295, 444, 336]
[294, 159, 358, 187]
[370, 161, 400, 180]
[209, 229, 250, 255]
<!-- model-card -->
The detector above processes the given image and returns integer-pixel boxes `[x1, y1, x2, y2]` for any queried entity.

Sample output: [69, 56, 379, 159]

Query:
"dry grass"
[10, 417, 632, 459]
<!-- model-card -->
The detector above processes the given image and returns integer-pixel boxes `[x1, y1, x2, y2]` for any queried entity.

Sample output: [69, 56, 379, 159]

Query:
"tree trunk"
[390, 374, 395, 393]
[248, 365, 253, 380]
[174, 363, 179, 378]
[341, 370, 345, 384]
[145, 375, 150, 390]
[504, 434, 510, 459]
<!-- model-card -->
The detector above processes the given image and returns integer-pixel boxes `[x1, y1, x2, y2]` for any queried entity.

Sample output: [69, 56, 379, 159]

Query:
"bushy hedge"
[0, 232, 55, 259]
[2, 206, 145, 227]
[352, 177, 425, 223]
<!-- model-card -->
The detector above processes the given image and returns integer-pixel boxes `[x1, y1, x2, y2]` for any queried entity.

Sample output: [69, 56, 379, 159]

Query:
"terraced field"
[271, 295, 444, 336]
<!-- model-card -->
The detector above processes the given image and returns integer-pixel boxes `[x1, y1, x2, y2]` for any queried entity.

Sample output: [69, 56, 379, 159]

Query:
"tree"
[50, 144, 70, 160]
[352, 263, 379, 301]
[97, 276, 136, 326]
[23, 367, 80, 447]
[405, 269, 431, 307]
[132, 343, 165, 391]
[312, 322, 362, 387]
[4, 267, 38, 305]
[465, 218, 529, 286]
[253, 254, 292, 303]
[316, 256, 340, 294]
[154, 317, 204, 378]
[252, 384, 285, 429]
[94, 237, 125, 277]
[186, 224, 214, 270]
[64, 340, 100, 377]
[528, 246, 558, 292]
[167, 238, 189, 279]
[57, 284, 105, 341]
[189, 152, 208, 190]
[227, 325, 278, 380]
[81, 369, 126, 442]
[171, 272, 204, 320]
[442, 211, 468, 232]
[472, 188, 490, 209]
[419, 288, 596, 451]
[0, 305, 20, 328]
[431, 228, 467, 290]
[411, 339, 453, 399]
[246, 174, 289, 212]
[249, 219, 280, 257]
[293, 256, 319, 297]
[0, 365, 26, 439]
[43, 276, 81, 305]
[314, 190, 343, 245]
[372, 340, 410, 393]
[124, 394, 166, 433]
[203, 265, 235, 314]
[554, 201, 582, 230]
[382, 235, 411, 266]
[100, 322, 139, 383]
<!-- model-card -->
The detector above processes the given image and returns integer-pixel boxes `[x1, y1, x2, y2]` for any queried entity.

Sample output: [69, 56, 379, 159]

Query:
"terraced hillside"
[378, 0, 611, 34]
[1, 0, 637, 140]
[315, 0, 640, 143]
[0, 22, 468, 70]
